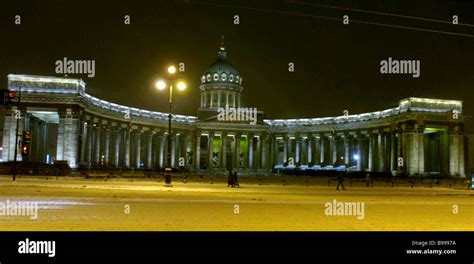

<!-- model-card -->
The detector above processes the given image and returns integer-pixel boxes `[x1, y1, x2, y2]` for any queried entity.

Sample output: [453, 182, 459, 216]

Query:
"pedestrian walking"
[233, 170, 239, 188]
[227, 170, 234, 187]
[336, 174, 345, 190]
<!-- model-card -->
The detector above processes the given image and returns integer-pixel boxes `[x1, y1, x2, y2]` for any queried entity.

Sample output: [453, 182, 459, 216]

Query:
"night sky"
[1, 0, 473, 130]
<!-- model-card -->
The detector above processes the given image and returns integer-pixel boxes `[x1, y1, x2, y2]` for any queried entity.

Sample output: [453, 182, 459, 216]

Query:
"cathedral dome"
[200, 37, 243, 85]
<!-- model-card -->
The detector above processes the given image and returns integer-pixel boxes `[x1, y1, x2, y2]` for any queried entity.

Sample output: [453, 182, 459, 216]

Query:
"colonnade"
[1, 109, 466, 177]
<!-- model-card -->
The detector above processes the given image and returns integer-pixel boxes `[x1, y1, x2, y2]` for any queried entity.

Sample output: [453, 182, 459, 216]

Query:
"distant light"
[167, 65, 177, 74]
[156, 80, 167, 90]
[353, 154, 359, 160]
[177, 81, 186, 91]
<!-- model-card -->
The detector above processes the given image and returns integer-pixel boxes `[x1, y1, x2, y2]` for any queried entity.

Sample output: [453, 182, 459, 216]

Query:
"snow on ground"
[0, 176, 472, 231]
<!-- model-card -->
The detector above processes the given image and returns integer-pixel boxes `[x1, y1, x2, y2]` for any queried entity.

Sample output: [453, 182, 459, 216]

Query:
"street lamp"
[155, 65, 187, 186]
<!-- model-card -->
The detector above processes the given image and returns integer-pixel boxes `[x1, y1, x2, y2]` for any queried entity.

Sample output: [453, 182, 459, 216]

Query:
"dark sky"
[1, 0, 473, 130]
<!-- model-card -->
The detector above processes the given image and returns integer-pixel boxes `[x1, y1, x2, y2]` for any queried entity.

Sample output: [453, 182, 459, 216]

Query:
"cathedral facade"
[1, 43, 466, 177]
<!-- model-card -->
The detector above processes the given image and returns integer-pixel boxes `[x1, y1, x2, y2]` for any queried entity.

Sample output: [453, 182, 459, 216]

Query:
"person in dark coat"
[233, 170, 239, 188]
[365, 173, 371, 188]
[227, 170, 234, 187]
[336, 174, 345, 191]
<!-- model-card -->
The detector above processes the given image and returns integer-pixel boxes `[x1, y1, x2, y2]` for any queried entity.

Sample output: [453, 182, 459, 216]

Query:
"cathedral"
[0, 41, 466, 177]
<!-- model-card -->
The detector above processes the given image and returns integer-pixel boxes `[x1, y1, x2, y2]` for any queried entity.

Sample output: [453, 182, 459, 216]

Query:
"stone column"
[448, 133, 459, 176]
[377, 132, 385, 172]
[210, 91, 214, 108]
[368, 134, 375, 172]
[404, 123, 424, 176]
[272, 136, 278, 168]
[418, 127, 425, 175]
[398, 127, 405, 171]
[330, 136, 337, 166]
[103, 126, 111, 166]
[234, 133, 241, 168]
[195, 132, 201, 170]
[56, 115, 65, 161]
[407, 126, 419, 176]
[220, 132, 227, 169]
[182, 134, 191, 168]
[448, 126, 460, 176]
[302, 137, 308, 165]
[123, 126, 130, 168]
[248, 134, 254, 169]
[79, 120, 88, 163]
[283, 135, 288, 165]
[1, 108, 18, 161]
[171, 133, 177, 168]
[256, 135, 262, 169]
[287, 137, 293, 164]
[41, 122, 47, 163]
[390, 132, 396, 172]
[295, 136, 301, 165]
[158, 132, 165, 168]
[356, 134, 363, 171]
[307, 136, 313, 166]
[320, 136, 325, 165]
[261, 135, 268, 169]
[86, 123, 93, 164]
[343, 135, 350, 167]
[113, 126, 121, 168]
[146, 131, 154, 169]
[208, 132, 214, 168]
[56, 109, 79, 168]
[314, 135, 321, 165]
[135, 129, 141, 168]
[459, 134, 465, 177]
[93, 124, 101, 165]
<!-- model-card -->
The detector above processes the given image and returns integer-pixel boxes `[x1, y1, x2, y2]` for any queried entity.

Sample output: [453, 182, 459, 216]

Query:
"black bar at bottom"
[0, 232, 472, 261]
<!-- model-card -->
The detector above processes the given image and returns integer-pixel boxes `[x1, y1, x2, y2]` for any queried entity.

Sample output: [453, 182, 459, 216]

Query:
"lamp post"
[155, 65, 187, 186]
[12, 86, 21, 181]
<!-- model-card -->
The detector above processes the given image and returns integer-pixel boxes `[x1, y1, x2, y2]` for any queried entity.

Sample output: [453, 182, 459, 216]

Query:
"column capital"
[57, 108, 80, 119]
[416, 126, 425, 133]
[262, 134, 270, 142]
[448, 125, 461, 134]
[355, 132, 366, 139]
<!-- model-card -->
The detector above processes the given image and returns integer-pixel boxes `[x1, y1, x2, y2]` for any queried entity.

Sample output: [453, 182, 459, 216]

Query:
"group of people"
[227, 170, 239, 188]
[336, 173, 372, 190]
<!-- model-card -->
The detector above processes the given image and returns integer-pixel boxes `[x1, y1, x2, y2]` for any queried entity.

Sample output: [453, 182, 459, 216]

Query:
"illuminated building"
[1, 42, 466, 177]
